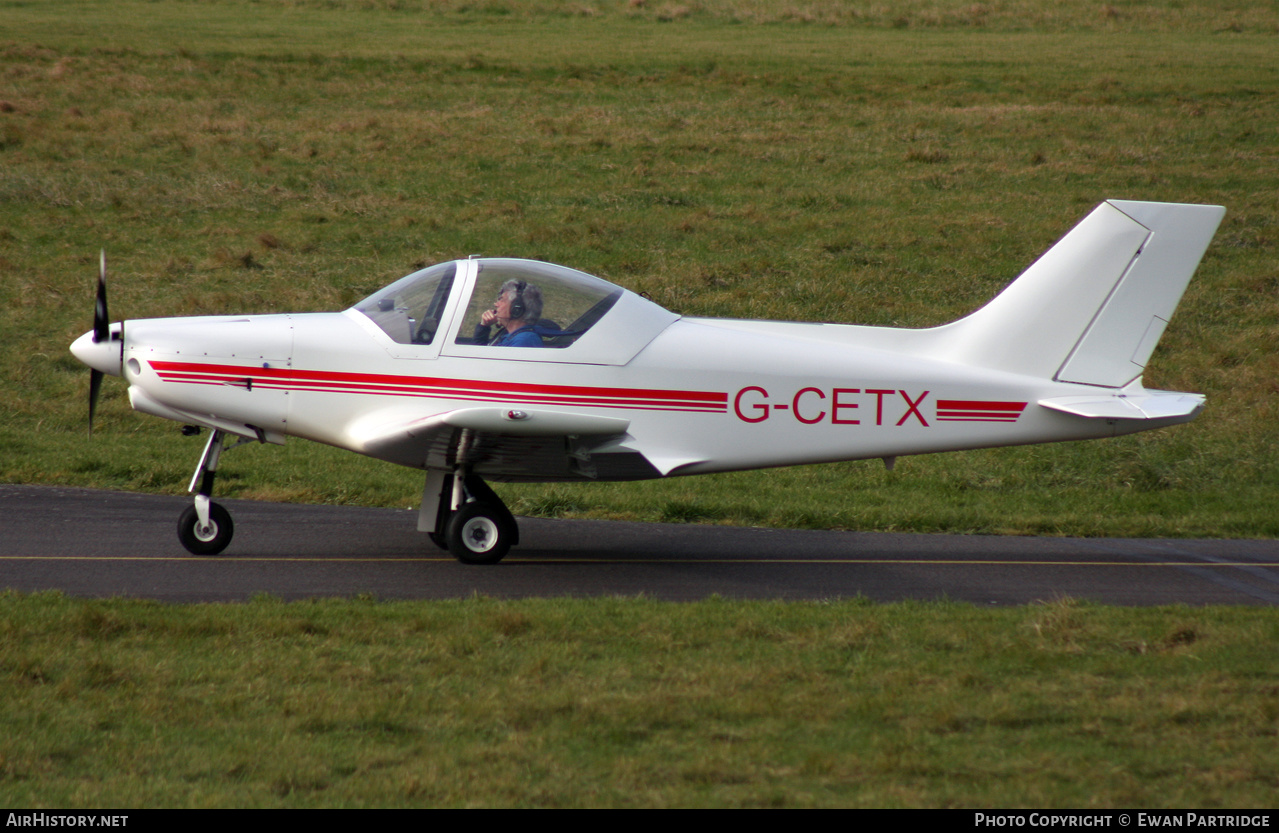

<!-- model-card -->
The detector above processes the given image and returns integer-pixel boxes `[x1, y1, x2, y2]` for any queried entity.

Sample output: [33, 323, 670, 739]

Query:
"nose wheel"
[178, 501, 234, 556]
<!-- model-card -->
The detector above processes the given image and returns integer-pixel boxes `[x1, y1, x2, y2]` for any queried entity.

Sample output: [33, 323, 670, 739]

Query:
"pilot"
[474, 280, 545, 347]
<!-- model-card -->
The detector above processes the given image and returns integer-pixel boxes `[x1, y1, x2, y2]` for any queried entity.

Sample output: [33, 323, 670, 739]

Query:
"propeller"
[71, 250, 126, 435]
[86, 250, 117, 436]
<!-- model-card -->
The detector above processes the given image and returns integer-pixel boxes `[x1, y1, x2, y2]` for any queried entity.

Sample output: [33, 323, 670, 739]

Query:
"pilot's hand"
[481, 308, 498, 327]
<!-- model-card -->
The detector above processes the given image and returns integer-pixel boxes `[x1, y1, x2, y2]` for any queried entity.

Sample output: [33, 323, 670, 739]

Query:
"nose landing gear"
[177, 428, 252, 556]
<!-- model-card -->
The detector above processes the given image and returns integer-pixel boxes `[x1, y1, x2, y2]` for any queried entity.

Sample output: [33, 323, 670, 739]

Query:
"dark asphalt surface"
[2, 484, 1277, 605]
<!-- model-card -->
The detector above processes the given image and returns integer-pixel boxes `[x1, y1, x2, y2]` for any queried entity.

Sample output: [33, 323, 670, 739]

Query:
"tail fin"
[934, 200, 1224, 387]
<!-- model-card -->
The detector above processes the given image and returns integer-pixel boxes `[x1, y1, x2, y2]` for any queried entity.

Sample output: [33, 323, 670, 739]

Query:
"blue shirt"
[474, 323, 544, 347]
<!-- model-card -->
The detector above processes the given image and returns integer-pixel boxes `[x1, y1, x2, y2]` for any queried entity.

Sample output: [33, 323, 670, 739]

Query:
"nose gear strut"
[176, 429, 252, 556]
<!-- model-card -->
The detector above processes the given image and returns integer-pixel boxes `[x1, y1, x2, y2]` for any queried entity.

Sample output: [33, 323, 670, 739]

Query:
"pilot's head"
[496, 280, 542, 325]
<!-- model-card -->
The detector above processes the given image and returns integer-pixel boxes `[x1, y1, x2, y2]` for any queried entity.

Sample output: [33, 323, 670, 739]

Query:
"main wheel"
[178, 502, 234, 556]
[445, 502, 512, 565]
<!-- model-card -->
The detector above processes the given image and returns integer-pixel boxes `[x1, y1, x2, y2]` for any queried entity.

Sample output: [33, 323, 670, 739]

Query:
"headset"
[508, 280, 527, 320]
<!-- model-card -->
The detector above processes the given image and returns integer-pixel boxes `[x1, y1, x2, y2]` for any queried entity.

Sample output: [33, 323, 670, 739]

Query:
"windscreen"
[352, 262, 457, 345]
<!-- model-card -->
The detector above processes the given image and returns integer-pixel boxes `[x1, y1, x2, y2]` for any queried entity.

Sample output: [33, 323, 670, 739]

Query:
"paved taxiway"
[2, 484, 1276, 605]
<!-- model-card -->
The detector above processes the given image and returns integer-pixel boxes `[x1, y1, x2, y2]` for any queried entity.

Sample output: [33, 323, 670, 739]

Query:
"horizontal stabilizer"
[1039, 390, 1204, 421]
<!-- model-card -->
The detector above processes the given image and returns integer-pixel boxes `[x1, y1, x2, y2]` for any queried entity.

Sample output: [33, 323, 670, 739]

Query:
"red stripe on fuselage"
[148, 360, 728, 412]
[935, 399, 1026, 423]
[936, 400, 1026, 412]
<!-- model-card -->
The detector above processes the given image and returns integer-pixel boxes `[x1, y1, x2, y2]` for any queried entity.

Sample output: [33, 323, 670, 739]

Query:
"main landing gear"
[176, 428, 247, 556]
[421, 469, 519, 565]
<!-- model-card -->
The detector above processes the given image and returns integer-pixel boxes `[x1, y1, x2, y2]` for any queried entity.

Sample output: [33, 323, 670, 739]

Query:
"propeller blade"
[88, 368, 103, 437]
[93, 249, 109, 343]
[87, 250, 115, 436]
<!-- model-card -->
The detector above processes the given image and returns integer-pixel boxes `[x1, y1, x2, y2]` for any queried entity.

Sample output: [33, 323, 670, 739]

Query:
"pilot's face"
[493, 292, 512, 322]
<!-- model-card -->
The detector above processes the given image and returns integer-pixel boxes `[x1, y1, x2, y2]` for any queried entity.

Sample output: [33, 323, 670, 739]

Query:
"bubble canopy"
[351, 258, 679, 365]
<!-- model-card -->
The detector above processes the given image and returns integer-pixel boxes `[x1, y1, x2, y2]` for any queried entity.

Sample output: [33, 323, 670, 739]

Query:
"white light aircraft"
[71, 200, 1224, 563]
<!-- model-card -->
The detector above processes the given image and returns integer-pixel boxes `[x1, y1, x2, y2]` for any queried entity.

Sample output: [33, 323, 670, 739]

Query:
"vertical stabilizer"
[931, 200, 1224, 387]
[1055, 200, 1224, 387]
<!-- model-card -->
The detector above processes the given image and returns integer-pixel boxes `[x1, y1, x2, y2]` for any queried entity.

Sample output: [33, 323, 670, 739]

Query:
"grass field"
[1, 591, 1276, 808]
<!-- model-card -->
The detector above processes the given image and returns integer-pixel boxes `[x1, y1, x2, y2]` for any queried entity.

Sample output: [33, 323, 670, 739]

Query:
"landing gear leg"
[421, 470, 453, 551]
[419, 468, 519, 565]
[177, 429, 235, 555]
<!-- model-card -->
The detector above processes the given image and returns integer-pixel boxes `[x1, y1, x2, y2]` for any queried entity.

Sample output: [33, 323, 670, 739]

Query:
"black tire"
[178, 502, 234, 556]
[427, 531, 448, 550]
[445, 502, 512, 565]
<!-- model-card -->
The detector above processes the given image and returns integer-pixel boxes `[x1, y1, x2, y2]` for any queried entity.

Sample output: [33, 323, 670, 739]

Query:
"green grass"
[1, 591, 1276, 807]
[2, 0, 1278, 537]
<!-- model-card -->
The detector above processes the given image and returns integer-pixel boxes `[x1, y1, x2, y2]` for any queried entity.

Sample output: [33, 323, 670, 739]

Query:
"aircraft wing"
[351, 406, 664, 482]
